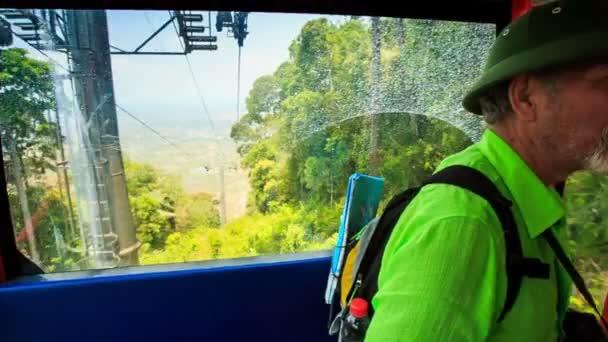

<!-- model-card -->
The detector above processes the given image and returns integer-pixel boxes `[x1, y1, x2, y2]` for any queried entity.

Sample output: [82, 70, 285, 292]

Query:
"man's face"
[534, 63, 608, 175]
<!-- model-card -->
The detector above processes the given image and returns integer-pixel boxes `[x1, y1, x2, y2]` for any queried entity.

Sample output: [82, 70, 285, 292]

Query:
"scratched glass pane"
[0, 9, 495, 273]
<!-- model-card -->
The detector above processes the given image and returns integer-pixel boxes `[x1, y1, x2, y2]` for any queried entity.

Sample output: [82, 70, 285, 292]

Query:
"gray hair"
[478, 67, 569, 125]
[478, 82, 513, 125]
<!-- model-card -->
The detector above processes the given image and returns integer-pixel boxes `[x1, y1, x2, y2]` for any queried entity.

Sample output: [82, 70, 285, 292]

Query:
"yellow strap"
[340, 240, 361, 306]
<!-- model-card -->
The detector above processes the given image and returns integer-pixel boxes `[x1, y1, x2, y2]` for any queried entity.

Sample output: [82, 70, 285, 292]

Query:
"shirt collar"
[477, 128, 565, 238]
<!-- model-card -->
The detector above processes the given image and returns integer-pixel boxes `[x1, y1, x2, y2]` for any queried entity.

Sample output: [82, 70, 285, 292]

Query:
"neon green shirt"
[365, 128, 572, 341]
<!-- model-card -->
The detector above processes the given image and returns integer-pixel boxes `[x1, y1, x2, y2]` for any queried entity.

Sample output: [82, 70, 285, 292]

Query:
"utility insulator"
[182, 14, 203, 22]
[185, 26, 205, 33]
[14, 22, 38, 31]
[215, 11, 232, 32]
[0, 17, 13, 47]
[190, 44, 217, 51]
[188, 36, 217, 43]
[233, 12, 249, 47]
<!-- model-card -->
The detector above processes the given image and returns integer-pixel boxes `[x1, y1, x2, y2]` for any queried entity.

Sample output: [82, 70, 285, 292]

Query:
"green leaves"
[1, 48, 56, 177]
[138, 18, 492, 267]
[224, 18, 484, 235]
[140, 203, 341, 265]
[124, 159, 219, 251]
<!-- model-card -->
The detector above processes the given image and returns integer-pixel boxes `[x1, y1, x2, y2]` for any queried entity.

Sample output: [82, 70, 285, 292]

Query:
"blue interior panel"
[0, 255, 337, 342]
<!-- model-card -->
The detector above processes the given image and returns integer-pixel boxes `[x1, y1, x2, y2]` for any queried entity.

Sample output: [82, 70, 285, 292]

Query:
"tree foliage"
[1, 48, 59, 267]
[231, 18, 479, 216]
[147, 18, 483, 269]
[564, 171, 608, 307]
[124, 158, 220, 251]
[0, 48, 55, 157]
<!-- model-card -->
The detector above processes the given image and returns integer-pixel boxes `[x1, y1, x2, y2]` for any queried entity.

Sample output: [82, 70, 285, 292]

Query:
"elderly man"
[364, 0, 608, 341]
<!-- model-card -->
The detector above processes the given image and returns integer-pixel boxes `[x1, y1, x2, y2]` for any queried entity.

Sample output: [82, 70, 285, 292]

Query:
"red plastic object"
[512, 0, 532, 20]
[349, 298, 369, 319]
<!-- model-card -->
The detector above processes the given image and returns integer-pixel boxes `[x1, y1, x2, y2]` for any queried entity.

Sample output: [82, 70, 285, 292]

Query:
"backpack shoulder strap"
[347, 187, 423, 313]
[426, 165, 550, 322]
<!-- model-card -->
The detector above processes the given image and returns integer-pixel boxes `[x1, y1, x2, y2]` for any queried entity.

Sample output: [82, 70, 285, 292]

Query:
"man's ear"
[508, 75, 538, 122]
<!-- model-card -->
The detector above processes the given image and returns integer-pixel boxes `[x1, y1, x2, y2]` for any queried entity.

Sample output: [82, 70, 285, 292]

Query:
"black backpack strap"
[425, 165, 550, 322]
[349, 187, 423, 314]
[543, 230, 608, 333]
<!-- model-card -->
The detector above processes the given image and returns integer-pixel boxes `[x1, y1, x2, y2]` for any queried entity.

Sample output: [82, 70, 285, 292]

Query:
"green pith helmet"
[463, 0, 608, 115]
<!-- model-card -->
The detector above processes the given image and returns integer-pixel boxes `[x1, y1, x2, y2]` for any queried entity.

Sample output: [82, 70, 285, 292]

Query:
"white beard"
[583, 127, 608, 175]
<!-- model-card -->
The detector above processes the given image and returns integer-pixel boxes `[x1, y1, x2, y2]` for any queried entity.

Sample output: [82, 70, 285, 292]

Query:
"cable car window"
[0, 9, 496, 272]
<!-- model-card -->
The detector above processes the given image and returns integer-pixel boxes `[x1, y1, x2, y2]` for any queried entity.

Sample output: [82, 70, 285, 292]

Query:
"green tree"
[125, 159, 181, 250]
[564, 171, 608, 305]
[176, 192, 221, 230]
[124, 158, 221, 258]
[230, 17, 483, 217]
[150, 18, 493, 271]
[1, 48, 56, 264]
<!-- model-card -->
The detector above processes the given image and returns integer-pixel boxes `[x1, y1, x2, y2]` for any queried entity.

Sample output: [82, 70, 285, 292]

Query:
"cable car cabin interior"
[2, 0, 605, 341]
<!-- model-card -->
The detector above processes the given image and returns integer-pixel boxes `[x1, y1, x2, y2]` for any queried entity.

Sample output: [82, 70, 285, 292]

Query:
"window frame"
[0, 0, 510, 281]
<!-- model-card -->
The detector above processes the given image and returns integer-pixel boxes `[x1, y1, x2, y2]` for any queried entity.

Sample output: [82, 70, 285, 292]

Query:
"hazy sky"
[106, 10, 336, 130]
[12, 9, 341, 135]
[8, 9, 353, 177]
